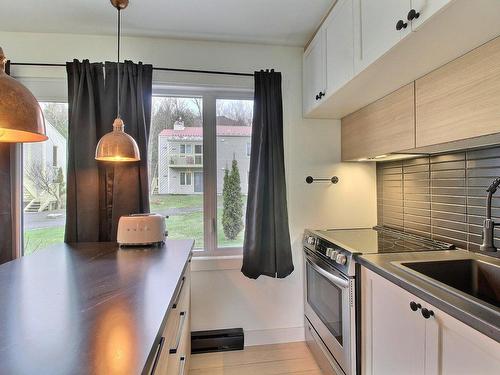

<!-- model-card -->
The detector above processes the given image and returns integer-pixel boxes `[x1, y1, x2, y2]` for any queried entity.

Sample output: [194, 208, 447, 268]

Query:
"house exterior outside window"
[158, 116, 251, 195]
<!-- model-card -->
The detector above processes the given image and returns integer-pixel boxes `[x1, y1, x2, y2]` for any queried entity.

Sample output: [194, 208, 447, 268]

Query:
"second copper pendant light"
[95, 0, 140, 162]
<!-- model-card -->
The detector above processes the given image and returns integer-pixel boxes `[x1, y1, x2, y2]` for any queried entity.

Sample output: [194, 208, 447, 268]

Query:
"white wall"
[1, 31, 377, 345]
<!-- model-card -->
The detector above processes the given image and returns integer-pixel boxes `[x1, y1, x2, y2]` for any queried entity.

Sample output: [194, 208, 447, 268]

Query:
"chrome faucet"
[480, 177, 500, 252]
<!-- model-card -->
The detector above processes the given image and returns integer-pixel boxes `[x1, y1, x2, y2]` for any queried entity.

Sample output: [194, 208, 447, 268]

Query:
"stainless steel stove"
[303, 226, 454, 375]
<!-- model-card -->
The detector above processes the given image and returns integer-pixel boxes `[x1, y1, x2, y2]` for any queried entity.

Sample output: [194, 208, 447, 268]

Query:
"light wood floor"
[189, 341, 323, 375]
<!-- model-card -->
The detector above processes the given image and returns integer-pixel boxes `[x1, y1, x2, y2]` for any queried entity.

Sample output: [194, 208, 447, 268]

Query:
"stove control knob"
[307, 236, 316, 245]
[331, 250, 340, 260]
[326, 248, 333, 257]
[336, 253, 347, 265]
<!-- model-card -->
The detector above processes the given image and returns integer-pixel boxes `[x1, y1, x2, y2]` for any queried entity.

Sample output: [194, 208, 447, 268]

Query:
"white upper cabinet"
[325, 0, 355, 95]
[303, 30, 326, 115]
[410, 0, 451, 30]
[354, 0, 411, 74]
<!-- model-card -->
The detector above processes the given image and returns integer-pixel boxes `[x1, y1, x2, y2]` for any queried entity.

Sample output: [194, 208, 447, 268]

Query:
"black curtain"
[65, 60, 152, 243]
[65, 60, 105, 243]
[241, 70, 294, 279]
[0, 61, 14, 264]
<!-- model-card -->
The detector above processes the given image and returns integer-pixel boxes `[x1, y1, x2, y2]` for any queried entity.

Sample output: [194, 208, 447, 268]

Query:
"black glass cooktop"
[312, 226, 455, 255]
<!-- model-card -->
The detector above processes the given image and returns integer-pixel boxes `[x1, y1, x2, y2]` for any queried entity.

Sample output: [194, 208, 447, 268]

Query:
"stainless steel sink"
[399, 259, 500, 308]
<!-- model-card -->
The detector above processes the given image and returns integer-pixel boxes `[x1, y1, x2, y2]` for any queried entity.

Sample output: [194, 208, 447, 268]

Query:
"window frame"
[153, 86, 253, 256]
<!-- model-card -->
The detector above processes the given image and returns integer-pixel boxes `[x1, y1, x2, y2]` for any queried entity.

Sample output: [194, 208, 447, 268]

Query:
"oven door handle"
[305, 254, 349, 289]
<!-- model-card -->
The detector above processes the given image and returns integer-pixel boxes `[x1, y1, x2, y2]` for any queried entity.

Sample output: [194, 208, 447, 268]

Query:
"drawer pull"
[149, 336, 165, 375]
[169, 311, 187, 354]
[178, 356, 186, 375]
[172, 277, 185, 309]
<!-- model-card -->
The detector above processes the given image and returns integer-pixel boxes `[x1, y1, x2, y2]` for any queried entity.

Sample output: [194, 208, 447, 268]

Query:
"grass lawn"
[24, 194, 245, 254]
[151, 194, 203, 210]
[24, 226, 65, 255]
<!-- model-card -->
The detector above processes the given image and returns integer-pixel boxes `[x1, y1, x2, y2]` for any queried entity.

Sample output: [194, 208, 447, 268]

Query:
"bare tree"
[25, 161, 64, 209]
[40, 103, 68, 138]
[216, 99, 253, 126]
[191, 97, 202, 118]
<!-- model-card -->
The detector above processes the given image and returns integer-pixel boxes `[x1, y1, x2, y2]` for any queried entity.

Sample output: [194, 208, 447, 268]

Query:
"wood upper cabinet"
[361, 267, 500, 375]
[303, 30, 326, 115]
[341, 83, 415, 161]
[416, 36, 500, 148]
[325, 0, 355, 95]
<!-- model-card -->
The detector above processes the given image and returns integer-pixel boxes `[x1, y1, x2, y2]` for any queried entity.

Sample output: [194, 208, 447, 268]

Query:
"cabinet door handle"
[407, 9, 420, 21]
[396, 20, 408, 30]
[169, 311, 187, 354]
[150, 337, 165, 375]
[178, 356, 186, 375]
[319, 91, 325, 98]
[421, 308, 434, 319]
[315, 94, 320, 100]
[172, 277, 185, 309]
[410, 301, 421, 311]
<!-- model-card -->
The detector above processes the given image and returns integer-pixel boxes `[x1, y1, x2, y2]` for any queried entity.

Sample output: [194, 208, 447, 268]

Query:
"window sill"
[191, 254, 243, 271]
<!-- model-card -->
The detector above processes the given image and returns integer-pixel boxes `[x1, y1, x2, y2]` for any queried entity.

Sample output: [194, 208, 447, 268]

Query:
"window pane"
[216, 99, 253, 249]
[149, 96, 204, 250]
[23, 102, 68, 255]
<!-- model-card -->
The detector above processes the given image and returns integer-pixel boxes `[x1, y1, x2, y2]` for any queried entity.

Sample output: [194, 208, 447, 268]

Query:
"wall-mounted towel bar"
[305, 176, 339, 184]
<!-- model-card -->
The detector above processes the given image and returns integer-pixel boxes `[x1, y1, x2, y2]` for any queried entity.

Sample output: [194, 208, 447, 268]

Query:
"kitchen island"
[0, 239, 193, 375]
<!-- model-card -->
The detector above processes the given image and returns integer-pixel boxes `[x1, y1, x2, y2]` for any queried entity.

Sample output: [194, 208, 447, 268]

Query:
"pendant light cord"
[117, 8, 121, 119]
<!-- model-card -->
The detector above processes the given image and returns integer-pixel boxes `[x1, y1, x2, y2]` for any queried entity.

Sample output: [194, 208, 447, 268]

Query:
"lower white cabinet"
[361, 267, 500, 375]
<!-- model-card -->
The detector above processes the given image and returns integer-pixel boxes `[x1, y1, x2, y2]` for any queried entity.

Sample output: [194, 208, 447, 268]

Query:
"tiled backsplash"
[376, 146, 500, 250]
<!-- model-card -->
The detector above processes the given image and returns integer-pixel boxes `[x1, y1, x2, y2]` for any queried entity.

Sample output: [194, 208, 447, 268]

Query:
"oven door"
[304, 249, 355, 375]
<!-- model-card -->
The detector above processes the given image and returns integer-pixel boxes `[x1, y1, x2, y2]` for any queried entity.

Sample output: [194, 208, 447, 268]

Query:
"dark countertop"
[357, 249, 500, 343]
[0, 240, 193, 375]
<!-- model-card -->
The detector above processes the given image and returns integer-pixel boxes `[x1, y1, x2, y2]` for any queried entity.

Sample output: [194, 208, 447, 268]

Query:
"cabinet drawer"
[151, 267, 191, 375]
[166, 309, 191, 375]
[172, 268, 190, 313]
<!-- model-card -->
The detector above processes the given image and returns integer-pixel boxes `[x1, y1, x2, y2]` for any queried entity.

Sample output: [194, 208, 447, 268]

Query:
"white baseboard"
[244, 326, 305, 347]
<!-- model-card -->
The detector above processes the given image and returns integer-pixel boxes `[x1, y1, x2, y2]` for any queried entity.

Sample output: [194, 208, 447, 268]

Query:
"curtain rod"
[9, 62, 255, 77]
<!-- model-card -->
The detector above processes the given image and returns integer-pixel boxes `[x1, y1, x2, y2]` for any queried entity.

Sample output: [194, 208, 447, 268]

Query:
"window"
[23, 102, 68, 256]
[216, 99, 253, 249]
[149, 96, 204, 249]
[149, 91, 253, 254]
[180, 172, 192, 186]
[195, 144, 203, 165]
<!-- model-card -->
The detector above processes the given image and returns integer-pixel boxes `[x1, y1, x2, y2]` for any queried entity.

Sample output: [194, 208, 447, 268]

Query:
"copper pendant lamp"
[95, 0, 140, 162]
[0, 47, 47, 143]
